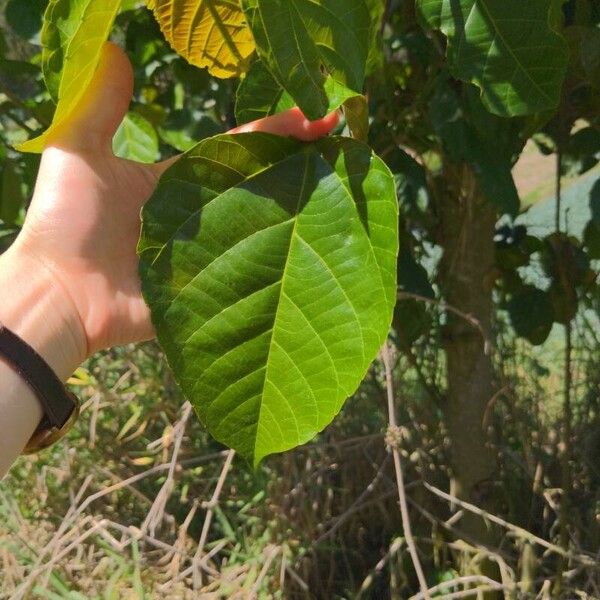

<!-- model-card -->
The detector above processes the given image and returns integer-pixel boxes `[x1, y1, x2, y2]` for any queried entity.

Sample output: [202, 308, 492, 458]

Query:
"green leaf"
[235, 61, 296, 125]
[0, 225, 19, 254]
[0, 59, 42, 102]
[364, 0, 385, 72]
[542, 233, 591, 324]
[15, 0, 122, 153]
[0, 160, 24, 226]
[507, 285, 554, 345]
[240, 0, 371, 120]
[397, 244, 434, 300]
[393, 299, 432, 346]
[581, 26, 600, 87]
[139, 132, 398, 465]
[113, 112, 159, 163]
[385, 148, 430, 216]
[236, 59, 368, 140]
[158, 110, 223, 152]
[417, 0, 569, 116]
[429, 80, 521, 215]
[343, 95, 369, 142]
[42, 0, 87, 103]
[5, 0, 47, 41]
[561, 127, 600, 176]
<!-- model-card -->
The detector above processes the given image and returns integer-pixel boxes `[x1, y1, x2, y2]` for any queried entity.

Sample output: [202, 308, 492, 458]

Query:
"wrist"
[0, 242, 87, 381]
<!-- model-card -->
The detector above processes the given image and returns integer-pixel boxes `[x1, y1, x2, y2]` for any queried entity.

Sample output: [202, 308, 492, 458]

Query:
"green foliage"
[235, 60, 295, 125]
[428, 79, 521, 215]
[5, 0, 46, 41]
[507, 285, 554, 345]
[3, 0, 600, 596]
[113, 112, 159, 163]
[139, 132, 398, 465]
[241, 0, 371, 120]
[16, 0, 122, 153]
[3, 0, 599, 462]
[417, 0, 569, 116]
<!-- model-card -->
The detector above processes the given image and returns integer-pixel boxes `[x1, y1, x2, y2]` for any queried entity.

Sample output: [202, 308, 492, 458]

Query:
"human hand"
[4, 43, 338, 374]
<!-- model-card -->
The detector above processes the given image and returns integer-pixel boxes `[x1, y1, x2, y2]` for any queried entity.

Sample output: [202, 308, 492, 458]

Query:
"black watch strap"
[0, 322, 76, 429]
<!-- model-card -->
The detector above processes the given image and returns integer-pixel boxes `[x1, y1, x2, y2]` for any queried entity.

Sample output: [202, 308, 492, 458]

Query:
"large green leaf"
[139, 132, 398, 465]
[15, 0, 121, 153]
[417, 0, 569, 116]
[240, 0, 371, 120]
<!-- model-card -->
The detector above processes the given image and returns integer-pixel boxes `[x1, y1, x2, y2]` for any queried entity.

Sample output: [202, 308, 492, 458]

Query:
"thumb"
[51, 43, 134, 152]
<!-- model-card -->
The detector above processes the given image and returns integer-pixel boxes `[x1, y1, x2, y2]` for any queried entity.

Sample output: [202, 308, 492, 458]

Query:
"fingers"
[147, 108, 338, 179]
[230, 107, 339, 141]
[50, 43, 134, 153]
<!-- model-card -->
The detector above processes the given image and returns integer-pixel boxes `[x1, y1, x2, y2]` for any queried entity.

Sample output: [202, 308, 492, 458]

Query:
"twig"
[411, 575, 504, 600]
[165, 499, 199, 578]
[285, 565, 309, 591]
[314, 454, 391, 544]
[422, 481, 598, 567]
[250, 545, 281, 597]
[410, 575, 505, 600]
[381, 342, 430, 598]
[159, 540, 227, 589]
[142, 402, 192, 536]
[397, 291, 491, 355]
[192, 449, 236, 589]
[16, 461, 179, 597]
[356, 537, 404, 597]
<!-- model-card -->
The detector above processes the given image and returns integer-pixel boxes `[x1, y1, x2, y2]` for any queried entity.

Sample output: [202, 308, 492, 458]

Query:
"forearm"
[0, 244, 86, 477]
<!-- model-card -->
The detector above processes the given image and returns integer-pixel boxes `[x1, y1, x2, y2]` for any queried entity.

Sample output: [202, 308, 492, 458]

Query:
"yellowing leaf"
[15, 0, 122, 153]
[147, 0, 255, 78]
[67, 367, 94, 386]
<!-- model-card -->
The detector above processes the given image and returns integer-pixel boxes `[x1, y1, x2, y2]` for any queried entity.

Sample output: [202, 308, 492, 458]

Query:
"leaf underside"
[240, 0, 371, 120]
[417, 0, 569, 116]
[147, 0, 256, 78]
[113, 112, 160, 163]
[16, 0, 121, 153]
[138, 132, 398, 466]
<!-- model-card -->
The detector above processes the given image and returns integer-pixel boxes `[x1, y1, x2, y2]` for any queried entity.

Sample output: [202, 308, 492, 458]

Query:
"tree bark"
[436, 163, 500, 547]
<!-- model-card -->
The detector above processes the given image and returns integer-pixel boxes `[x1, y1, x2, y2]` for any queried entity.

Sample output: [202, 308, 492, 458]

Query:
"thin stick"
[397, 291, 491, 354]
[410, 575, 505, 600]
[142, 402, 192, 536]
[159, 540, 227, 589]
[381, 342, 430, 598]
[192, 449, 235, 589]
[250, 545, 281, 597]
[422, 481, 597, 567]
[314, 454, 391, 544]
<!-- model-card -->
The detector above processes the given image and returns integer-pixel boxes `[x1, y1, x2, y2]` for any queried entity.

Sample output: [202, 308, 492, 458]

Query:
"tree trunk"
[436, 163, 500, 548]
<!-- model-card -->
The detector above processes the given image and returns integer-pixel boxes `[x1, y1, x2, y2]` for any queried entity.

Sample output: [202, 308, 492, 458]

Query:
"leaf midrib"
[255, 149, 313, 461]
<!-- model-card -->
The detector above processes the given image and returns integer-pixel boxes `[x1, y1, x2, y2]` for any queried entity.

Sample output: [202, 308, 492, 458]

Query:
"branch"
[422, 481, 598, 568]
[381, 342, 430, 598]
[397, 291, 491, 355]
[192, 449, 236, 589]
